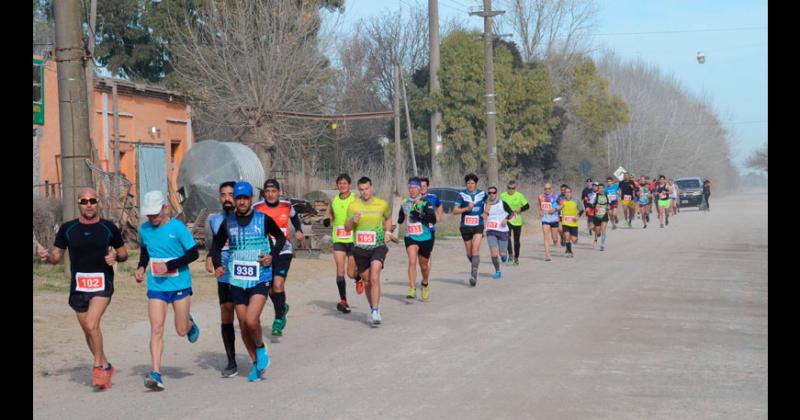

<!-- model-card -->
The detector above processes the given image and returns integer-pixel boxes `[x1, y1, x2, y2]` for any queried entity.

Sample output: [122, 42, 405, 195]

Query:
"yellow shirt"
[561, 199, 580, 227]
[346, 197, 391, 249]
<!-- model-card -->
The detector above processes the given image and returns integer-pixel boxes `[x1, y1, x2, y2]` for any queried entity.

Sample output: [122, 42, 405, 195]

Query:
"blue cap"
[233, 181, 253, 198]
[407, 179, 421, 188]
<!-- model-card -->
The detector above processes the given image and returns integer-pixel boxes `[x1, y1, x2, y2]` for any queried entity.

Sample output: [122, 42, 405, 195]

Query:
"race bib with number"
[486, 220, 500, 230]
[596, 208, 607, 216]
[609, 193, 617, 201]
[231, 260, 260, 282]
[623, 194, 632, 201]
[659, 192, 668, 199]
[464, 215, 480, 226]
[335, 226, 353, 239]
[150, 258, 179, 277]
[564, 216, 578, 224]
[356, 231, 377, 246]
[540, 202, 553, 212]
[406, 222, 423, 236]
[75, 272, 105, 292]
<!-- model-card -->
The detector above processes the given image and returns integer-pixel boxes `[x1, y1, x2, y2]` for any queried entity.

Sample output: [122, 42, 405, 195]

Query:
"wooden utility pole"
[85, 0, 97, 150]
[470, 0, 504, 189]
[112, 81, 122, 217]
[54, 0, 94, 221]
[400, 67, 418, 176]
[429, 0, 443, 182]
[394, 64, 403, 197]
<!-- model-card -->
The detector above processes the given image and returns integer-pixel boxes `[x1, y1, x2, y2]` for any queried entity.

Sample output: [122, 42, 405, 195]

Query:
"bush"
[33, 196, 62, 259]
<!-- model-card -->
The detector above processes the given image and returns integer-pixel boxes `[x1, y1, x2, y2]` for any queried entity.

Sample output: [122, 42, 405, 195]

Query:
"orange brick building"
[33, 56, 194, 205]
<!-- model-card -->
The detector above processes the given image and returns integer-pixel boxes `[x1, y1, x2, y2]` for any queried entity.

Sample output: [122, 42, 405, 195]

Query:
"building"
[33, 56, 194, 208]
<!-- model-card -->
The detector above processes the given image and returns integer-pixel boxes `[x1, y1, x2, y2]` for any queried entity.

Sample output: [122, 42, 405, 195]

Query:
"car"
[675, 177, 704, 209]
[426, 187, 463, 213]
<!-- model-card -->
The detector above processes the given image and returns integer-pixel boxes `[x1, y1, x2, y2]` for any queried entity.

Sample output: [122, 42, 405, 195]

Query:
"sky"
[329, 0, 768, 173]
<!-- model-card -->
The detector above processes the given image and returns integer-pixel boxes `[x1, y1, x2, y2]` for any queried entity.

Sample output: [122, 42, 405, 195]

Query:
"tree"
[744, 142, 767, 173]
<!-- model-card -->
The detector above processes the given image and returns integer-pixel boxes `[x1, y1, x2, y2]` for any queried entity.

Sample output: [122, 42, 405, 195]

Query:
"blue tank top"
[224, 212, 272, 289]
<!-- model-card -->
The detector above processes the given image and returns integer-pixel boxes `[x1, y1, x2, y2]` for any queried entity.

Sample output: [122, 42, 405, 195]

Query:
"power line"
[593, 26, 767, 36]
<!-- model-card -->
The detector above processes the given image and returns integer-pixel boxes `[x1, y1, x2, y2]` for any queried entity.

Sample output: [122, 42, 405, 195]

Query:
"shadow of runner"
[306, 300, 368, 324]
[384, 293, 415, 304]
[434, 277, 470, 286]
[193, 351, 253, 375]
[44, 364, 93, 387]
[127, 364, 194, 380]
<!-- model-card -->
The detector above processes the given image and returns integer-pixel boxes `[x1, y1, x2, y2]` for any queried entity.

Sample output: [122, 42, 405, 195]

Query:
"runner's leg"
[419, 254, 431, 286]
[148, 298, 169, 373]
[407, 244, 419, 290]
[244, 294, 268, 348]
[470, 234, 483, 278]
[543, 225, 552, 259]
[76, 296, 111, 368]
[334, 250, 348, 301]
[172, 295, 193, 337]
[235, 304, 256, 361]
[369, 259, 383, 309]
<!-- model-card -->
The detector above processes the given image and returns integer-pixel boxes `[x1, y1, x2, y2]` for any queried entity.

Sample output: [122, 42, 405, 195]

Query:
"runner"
[619, 172, 637, 228]
[482, 186, 513, 277]
[327, 174, 360, 314]
[204, 181, 239, 377]
[135, 190, 201, 391]
[499, 180, 530, 265]
[581, 179, 597, 240]
[647, 176, 657, 218]
[637, 181, 651, 228]
[559, 186, 580, 257]
[253, 179, 304, 336]
[345, 177, 393, 326]
[557, 184, 568, 247]
[453, 174, 487, 286]
[420, 177, 444, 267]
[592, 184, 611, 251]
[655, 175, 671, 228]
[35, 188, 128, 390]
[702, 179, 712, 211]
[605, 176, 620, 230]
[669, 179, 680, 215]
[209, 182, 286, 382]
[538, 183, 563, 261]
[397, 177, 437, 300]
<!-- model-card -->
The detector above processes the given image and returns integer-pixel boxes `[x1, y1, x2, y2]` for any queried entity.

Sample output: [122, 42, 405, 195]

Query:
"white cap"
[141, 190, 166, 216]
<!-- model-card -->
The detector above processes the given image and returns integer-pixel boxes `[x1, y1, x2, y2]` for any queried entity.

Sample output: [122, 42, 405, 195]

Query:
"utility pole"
[112, 81, 121, 218]
[54, 0, 94, 222]
[86, 0, 97, 154]
[400, 67, 418, 176]
[394, 64, 403, 197]
[470, 0, 504, 189]
[429, 0, 443, 182]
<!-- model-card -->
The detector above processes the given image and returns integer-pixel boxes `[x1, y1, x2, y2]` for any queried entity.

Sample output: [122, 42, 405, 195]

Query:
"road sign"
[613, 166, 627, 181]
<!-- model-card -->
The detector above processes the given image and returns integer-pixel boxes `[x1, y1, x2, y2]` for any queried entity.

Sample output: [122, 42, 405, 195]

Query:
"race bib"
[609, 193, 617, 201]
[231, 260, 260, 282]
[659, 192, 668, 199]
[335, 226, 353, 239]
[406, 222, 423, 236]
[75, 272, 105, 293]
[356, 231, 377, 246]
[540, 202, 553, 212]
[150, 258, 179, 278]
[623, 194, 632, 201]
[464, 215, 480, 226]
[564, 216, 578, 224]
[487, 220, 500, 230]
[596, 208, 607, 216]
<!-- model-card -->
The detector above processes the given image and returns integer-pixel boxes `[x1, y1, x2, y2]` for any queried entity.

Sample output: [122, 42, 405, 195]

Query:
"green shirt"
[346, 197, 391, 249]
[500, 191, 529, 227]
[331, 192, 356, 244]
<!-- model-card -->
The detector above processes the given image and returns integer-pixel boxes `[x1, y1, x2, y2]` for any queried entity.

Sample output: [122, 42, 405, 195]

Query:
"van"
[675, 177, 704, 208]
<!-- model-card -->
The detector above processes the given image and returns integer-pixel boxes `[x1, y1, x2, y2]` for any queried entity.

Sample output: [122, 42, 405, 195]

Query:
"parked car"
[426, 187, 463, 213]
[675, 177, 704, 209]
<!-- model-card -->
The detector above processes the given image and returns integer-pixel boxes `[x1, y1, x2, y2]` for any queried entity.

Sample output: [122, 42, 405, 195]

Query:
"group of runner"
[36, 169, 685, 391]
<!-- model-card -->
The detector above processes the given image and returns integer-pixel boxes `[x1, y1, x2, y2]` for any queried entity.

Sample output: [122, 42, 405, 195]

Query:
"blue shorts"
[147, 287, 193, 304]
[541, 221, 559, 228]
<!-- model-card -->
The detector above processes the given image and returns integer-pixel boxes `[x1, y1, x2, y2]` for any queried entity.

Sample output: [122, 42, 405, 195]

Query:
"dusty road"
[33, 193, 767, 419]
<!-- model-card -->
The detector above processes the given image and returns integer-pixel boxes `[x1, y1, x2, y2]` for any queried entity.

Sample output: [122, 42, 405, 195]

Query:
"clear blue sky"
[330, 0, 768, 172]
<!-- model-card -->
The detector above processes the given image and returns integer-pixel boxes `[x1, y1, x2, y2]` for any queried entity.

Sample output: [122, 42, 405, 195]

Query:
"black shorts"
[68, 290, 113, 313]
[562, 226, 578, 237]
[404, 237, 434, 259]
[273, 253, 293, 279]
[459, 225, 484, 241]
[593, 215, 609, 224]
[332, 242, 355, 256]
[353, 245, 389, 274]
[218, 282, 233, 305]
[229, 283, 270, 305]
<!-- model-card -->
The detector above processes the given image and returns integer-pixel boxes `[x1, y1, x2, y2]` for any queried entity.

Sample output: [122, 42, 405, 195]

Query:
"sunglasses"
[78, 198, 98, 205]
[507, 186, 516, 190]
[488, 191, 497, 194]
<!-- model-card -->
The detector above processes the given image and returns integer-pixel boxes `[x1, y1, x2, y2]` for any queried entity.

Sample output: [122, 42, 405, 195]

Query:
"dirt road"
[33, 193, 767, 419]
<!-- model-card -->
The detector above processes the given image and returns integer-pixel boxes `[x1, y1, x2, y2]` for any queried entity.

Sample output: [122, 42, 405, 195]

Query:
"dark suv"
[426, 187, 463, 213]
[675, 177, 704, 208]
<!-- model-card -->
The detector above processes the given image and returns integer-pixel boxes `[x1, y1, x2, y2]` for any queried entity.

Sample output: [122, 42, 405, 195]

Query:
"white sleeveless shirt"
[485, 200, 509, 232]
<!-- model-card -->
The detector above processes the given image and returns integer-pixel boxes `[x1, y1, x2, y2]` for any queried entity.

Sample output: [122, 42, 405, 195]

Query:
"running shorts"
[593, 215, 609, 224]
[218, 282, 233, 305]
[353, 245, 389, 273]
[147, 287, 193, 304]
[229, 283, 270, 305]
[273, 254, 293, 278]
[610, 201, 619, 209]
[658, 199, 671, 208]
[69, 290, 113, 313]
[333, 242, 354, 256]
[404, 237, 434, 259]
[621, 199, 635, 209]
[562, 226, 578, 237]
[541, 221, 559, 228]
[459, 225, 484, 241]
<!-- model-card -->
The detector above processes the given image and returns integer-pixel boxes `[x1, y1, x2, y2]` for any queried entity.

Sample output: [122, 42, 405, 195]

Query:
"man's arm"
[264, 215, 286, 258]
[209, 220, 230, 269]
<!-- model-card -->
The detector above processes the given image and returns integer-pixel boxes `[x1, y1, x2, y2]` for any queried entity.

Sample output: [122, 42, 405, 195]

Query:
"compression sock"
[491, 256, 500, 271]
[273, 292, 286, 319]
[336, 276, 346, 300]
[566, 242, 572, 253]
[501, 255, 508, 263]
[221, 323, 236, 365]
[466, 255, 473, 264]
[471, 256, 480, 277]
[601, 232, 606, 247]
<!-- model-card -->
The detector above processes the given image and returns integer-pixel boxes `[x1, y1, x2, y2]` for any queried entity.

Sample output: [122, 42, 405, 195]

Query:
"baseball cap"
[141, 190, 165, 216]
[263, 179, 280, 190]
[233, 181, 254, 198]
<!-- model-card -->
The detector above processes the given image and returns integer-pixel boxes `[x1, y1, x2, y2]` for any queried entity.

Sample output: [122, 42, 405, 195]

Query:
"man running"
[397, 177, 437, 300]
[135, 190, 201, 391]
[669, 179, 680, 215]
[592, 184, 611, 251]
[605, 176, 620, 230]
[500, 180, 529, 265]
[420, 177, 443, 267]
[619, 172, 637, 228]
[538, 183, 562, 261]
[327, 174, 360, 314]
[581, 179, 596, 239]
[482, 186, 513, 277]
[35, 188, 128, 390]
[345, 177, 393, 326]
[637, 181, 651, 228]
[559, 187, 580, 257]
[205, 181, 239, 377]
[557, 184, 568, 247]
[453, 173, 487, 286]
[655, 175, 671, 228]
[209, 182, 286, 382]
[254, 179, 304, 336]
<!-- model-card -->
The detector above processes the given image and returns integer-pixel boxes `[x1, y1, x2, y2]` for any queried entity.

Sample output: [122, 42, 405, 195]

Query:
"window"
[33, 63, 42, 104]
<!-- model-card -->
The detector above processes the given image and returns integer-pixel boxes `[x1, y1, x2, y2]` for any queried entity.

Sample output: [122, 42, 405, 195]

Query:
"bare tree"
[165, 0, 336, 173]
[744, 142, 767, 173]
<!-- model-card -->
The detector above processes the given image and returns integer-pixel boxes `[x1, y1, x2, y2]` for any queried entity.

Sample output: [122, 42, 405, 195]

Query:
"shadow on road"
[127, 364, 194, 380]
[306, 300, 369, 325]
[193, 351, 253, 374]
